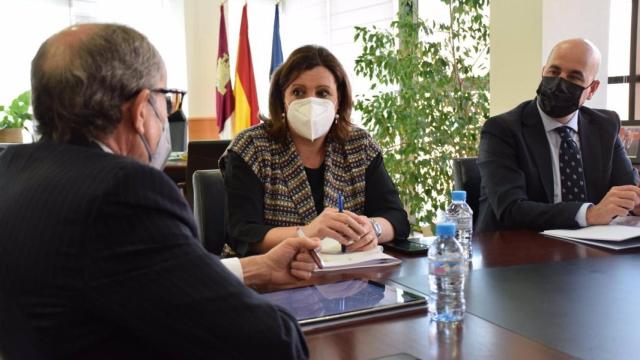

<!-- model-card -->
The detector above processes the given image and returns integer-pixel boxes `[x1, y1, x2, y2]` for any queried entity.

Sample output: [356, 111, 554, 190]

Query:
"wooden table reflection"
[304, 230, 640, 359]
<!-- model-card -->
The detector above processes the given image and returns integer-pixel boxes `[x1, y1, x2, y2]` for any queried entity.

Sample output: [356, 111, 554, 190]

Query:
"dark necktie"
[555, 126, 587, 201]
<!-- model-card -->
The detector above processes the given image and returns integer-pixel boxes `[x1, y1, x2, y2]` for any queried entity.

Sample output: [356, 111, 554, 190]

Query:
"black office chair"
[169, 113, 187, 152]
[192, 169, 228, 255]
[185, 140, 231, 209]
[452, 157, 481, 225]
[0, 144, 10, 156]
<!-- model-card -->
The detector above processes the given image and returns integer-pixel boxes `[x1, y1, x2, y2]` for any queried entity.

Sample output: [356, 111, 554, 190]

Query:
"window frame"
[611, 0, 640, 124]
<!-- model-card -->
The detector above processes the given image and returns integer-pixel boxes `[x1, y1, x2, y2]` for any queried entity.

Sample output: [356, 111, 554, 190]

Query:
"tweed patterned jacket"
[227, 124, 381, 226]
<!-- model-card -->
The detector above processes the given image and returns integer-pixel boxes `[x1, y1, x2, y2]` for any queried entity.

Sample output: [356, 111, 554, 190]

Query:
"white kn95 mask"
[286, 97, 336, 141]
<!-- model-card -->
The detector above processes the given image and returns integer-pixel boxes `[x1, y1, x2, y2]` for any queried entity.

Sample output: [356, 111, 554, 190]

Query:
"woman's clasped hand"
[302, 208, 379, 252]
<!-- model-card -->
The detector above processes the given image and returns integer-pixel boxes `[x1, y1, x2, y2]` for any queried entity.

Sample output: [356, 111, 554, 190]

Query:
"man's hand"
[586, 185, 640, 225]
[240, 236, 320, 289]
[263, 236, 321, 285]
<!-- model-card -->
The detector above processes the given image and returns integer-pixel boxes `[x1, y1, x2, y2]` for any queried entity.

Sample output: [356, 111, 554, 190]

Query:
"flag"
[233, 4, 259, 135]
[216, 3, 234, 137]
[269, 3, 283, 77]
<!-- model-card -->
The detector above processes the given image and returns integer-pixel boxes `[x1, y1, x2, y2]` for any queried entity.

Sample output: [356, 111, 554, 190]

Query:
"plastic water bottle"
[428, 222, 465, 322]
[445, 190, 473, 262]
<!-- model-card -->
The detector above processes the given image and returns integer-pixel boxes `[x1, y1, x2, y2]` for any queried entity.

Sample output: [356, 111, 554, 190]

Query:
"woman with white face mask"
[220, 45, 409, 256]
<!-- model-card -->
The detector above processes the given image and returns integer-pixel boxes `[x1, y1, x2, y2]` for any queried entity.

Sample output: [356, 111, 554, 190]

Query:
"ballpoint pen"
[297, 227, 324, 269]
[338, 192, 347, 253]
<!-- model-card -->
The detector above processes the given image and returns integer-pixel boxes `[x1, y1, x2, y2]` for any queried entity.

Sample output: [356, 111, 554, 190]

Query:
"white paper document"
[541, 216, 640, 250]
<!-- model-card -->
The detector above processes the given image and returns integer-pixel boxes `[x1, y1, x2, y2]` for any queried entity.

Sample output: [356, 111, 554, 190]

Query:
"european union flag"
[269, 3, 283, 78]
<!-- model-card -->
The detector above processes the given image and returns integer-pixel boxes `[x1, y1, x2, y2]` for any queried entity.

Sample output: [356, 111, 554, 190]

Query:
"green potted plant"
[0, 91, 32, 143]
[354, 0, 489, 231]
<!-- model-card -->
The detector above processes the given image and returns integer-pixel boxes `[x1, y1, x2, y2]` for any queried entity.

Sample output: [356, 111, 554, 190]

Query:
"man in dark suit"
[478, 38, 640, 233]
[0, 24, 317, 359]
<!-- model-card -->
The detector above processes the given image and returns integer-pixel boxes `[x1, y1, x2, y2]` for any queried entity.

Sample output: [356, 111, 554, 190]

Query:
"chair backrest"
[0, 144, 10, 156]
[169, 120, 187, 152]
[452, 157, 481, 225]
[192, 169, 227, 255]
[185, 140, 231, 208]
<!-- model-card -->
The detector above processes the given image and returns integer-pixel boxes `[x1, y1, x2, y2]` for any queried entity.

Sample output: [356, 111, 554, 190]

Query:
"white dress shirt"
[536, 102, 591, 227]
[93, 139, 245, 282]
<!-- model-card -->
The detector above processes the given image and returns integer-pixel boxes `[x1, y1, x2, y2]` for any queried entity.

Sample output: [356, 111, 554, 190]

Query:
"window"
[0, 0, 187, 113]
[607, 0, 639, 122]
[0, 0, 69, 105]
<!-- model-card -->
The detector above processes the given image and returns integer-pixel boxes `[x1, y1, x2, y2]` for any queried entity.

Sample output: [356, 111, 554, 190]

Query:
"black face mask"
[536, 76, 588, 118]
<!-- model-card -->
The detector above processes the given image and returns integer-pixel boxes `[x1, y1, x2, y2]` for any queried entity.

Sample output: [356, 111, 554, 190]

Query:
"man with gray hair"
[0, 23, 314, 358]
[478, 38, 640, 233]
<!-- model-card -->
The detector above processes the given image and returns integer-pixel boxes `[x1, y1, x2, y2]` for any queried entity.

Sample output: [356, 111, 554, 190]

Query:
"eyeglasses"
[150, 88, 187, 115]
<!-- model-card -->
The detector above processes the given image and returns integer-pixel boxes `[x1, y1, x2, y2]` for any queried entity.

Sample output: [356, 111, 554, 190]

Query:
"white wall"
[490, 0, 542, 116]
[542, 0, 611, 109]
[183, 0, 219, 118]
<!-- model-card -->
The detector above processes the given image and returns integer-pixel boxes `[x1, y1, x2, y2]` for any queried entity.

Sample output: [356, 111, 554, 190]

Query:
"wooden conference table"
[302, 230, 640, 360]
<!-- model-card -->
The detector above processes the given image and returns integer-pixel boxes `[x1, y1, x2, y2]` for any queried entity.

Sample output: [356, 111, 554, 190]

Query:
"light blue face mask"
[140, 98, 172, 170]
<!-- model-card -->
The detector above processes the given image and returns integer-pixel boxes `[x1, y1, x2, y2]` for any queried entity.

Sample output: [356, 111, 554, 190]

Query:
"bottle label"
[450, 218, 472, 231]
[429, 259, 465, 276]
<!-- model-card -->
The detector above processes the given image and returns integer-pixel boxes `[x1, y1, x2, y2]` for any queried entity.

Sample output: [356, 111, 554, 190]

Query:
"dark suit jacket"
[0, 140, 308, 359]
[477, 99, 636, 233]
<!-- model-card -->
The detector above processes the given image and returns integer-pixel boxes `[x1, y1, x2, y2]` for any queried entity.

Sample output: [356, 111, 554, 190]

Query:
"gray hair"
[31, 23, 164, 141]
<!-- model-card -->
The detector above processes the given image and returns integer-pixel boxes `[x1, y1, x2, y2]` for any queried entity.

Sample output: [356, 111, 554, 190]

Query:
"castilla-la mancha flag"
[233, 4, 260, 135]
[216, 3, 234, 137]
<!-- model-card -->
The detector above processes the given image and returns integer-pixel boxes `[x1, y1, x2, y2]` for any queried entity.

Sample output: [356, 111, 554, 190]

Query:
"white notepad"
[316, 245, 401, 272]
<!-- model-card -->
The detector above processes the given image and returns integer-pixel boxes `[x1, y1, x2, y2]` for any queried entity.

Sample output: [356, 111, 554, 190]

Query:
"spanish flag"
[233, 4, 259, 135]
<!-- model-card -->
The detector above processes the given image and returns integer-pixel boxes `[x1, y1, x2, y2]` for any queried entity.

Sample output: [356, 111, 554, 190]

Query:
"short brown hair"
[265, 45, 352, 143]
[31, 24, 164, 142]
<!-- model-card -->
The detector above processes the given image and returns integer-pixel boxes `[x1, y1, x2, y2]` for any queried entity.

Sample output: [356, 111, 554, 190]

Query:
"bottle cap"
[435, 222, 456, 237]
[451, 190, 467, 202]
